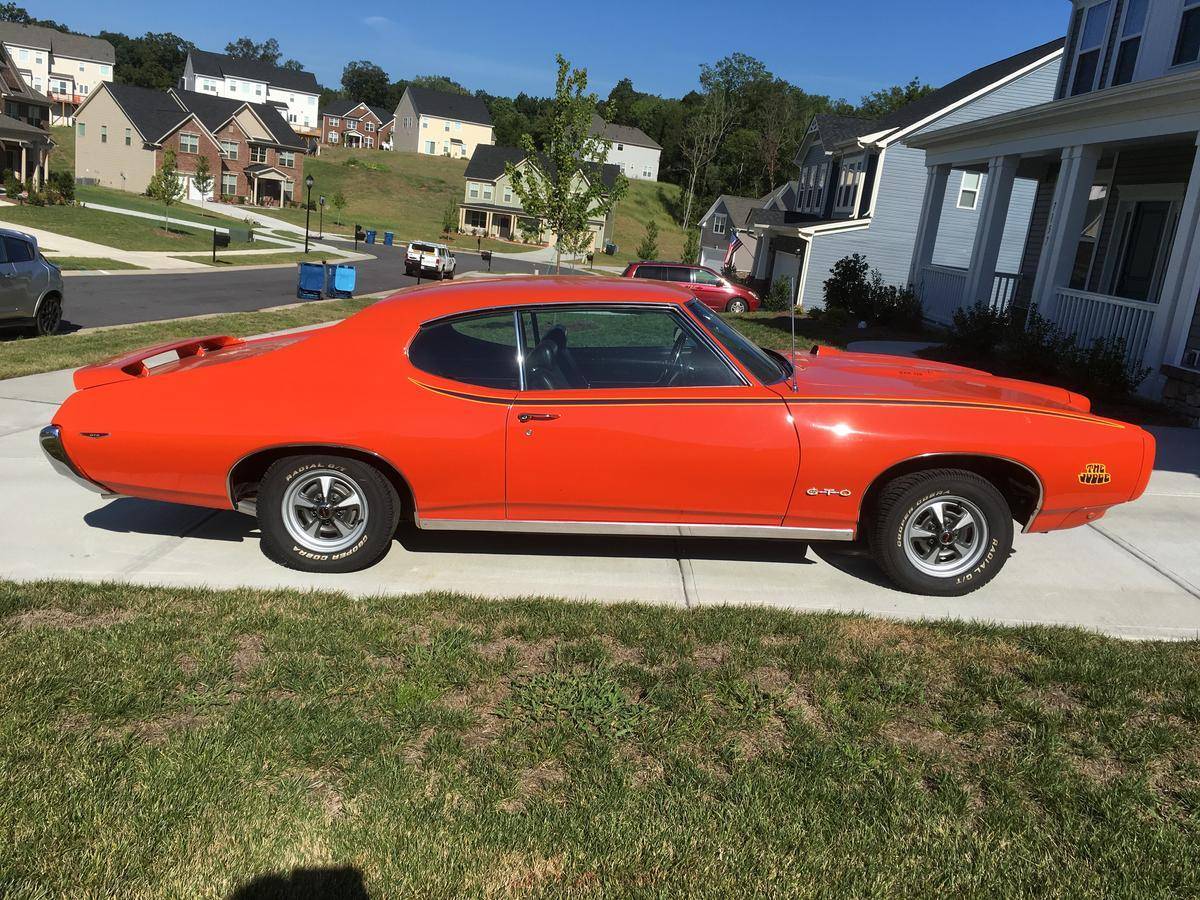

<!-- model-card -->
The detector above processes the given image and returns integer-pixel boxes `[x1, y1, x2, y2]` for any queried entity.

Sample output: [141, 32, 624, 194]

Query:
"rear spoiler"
[74, 335, 243, 390]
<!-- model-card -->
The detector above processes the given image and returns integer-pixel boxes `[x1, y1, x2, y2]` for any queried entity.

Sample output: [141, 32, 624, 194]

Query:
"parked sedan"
[621, 261, 760, 313]
[41, 277, 1154, 596]
[0, 226, 64, 336]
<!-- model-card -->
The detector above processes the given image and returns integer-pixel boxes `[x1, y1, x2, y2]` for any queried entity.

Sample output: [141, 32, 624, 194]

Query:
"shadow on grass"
[229, 866, 369, 900]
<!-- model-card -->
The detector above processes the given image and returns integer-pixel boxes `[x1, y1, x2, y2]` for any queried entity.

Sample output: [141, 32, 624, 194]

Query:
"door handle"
[518, 413, 559, 423]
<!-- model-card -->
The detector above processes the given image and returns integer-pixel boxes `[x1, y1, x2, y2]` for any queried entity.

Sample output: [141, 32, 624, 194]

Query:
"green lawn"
[1, 579, 1198, 897]
[76, 184, 264, 230]
[46, 256, 146, 271]
[48, 124, 73, 175]
[0, 203, 254, 252]
[0, 297, 374, 380]
[171, 250, 352, 268]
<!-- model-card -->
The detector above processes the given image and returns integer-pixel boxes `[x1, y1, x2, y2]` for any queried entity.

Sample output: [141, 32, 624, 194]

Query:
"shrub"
[4, 175, 23, 200]
[1002, 309, 1070, 376]
[948, 301, 1010, 357]
[636, 220, 659, 260]
[763, 277, 794, 312]
[808, 304, 852, 328]
[823, 253, 874, 320]
[46, 170, 74, 205]
[873, 283, 924, 329]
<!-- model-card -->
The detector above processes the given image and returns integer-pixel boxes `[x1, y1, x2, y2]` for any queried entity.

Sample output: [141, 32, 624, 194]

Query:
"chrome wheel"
[281, 469, 369, 553]
[902, 495, 989, 578]
[727, 299, 748, 314]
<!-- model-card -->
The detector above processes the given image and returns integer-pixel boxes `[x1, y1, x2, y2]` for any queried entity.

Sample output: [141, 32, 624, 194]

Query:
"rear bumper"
[39, 425, 109, 494]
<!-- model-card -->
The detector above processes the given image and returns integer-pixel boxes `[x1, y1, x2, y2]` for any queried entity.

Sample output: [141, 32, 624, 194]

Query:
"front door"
[505, 305, 799, 525]
[690, 266, 730, 310]
[1113, 200, 1173, 301]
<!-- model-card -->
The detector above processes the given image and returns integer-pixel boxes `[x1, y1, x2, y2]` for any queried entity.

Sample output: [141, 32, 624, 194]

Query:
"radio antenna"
[789, 277, 799, 393]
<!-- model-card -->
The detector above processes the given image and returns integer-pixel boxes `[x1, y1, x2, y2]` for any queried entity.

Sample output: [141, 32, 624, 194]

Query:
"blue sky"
[45, 0, 1067, 101]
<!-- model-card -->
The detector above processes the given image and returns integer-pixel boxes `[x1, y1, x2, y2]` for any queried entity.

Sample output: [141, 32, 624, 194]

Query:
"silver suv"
[0, 227, 64, 336]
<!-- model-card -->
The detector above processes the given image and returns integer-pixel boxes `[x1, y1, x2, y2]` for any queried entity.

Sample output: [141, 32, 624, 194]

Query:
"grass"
[1, 579, 1198, 897]
[45, 256, 145, 271]
[76, 184, 263, 230]
[49, 124, 73, 175]
[170, 251, 351, 268]
[0, 297, 374, 380]
[0, 203, 254, 252]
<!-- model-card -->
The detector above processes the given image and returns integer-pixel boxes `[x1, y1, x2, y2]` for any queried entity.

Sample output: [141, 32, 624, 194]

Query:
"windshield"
[687, 300, 788, 385]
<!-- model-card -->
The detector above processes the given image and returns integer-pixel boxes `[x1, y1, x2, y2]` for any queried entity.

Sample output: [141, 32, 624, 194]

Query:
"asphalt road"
[56, 243, 582, 330]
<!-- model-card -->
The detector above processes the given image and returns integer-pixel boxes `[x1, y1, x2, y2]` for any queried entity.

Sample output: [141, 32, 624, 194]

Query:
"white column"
[908, 164, 951, 286]
[1029, 145, 1102, 316]
[1144, 131, 1200, 377]
[963, 155, 1020, 308]
[20, 145, 26, 185]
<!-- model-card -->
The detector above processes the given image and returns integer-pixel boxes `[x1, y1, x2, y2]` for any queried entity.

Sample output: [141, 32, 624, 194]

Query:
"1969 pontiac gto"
[40, 277, 1155, 596]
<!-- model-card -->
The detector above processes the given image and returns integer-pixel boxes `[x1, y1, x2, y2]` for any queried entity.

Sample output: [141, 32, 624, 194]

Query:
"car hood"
[789, 346, 1092, 414]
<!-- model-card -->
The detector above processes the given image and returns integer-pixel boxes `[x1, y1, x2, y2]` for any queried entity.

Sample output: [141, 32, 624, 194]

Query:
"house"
[74, 82, 307, 205]
[0, 22, 113, 125]
[392, 86, 492, 158]
[181, 49, 320, 136]
[696, 194, 765, 273]
[0, 43, 52, 188]
[320, 101, 394, 149]
[747, 38, 1065, 313]
[459, 144, 619, 252]
[587, 114, 661, 181]
[905, 0, 1200, 422]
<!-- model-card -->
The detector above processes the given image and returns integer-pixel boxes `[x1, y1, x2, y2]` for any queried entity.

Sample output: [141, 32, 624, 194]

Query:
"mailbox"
[212, 232, 231, 248]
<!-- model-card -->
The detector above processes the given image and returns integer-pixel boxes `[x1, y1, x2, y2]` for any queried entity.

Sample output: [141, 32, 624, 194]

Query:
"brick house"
[74, 82, 307, 206]
[320, 100, 394, 149]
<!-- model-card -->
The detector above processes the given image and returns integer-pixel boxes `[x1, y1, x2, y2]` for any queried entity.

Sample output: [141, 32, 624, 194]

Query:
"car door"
[0, 237, 16, 314]
[1, 235, 35, 315]
[505, 304, 799, 525]
[690, 267, 729, 310]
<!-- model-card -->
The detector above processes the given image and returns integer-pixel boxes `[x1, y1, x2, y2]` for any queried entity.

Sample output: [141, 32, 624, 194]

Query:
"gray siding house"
[747, 39, 1065, 313]
[906, 0, 1200, 424]
[696, 194, 765, 273]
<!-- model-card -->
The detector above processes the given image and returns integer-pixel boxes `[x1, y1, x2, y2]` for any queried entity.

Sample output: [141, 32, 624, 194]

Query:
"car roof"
[410, 241, 448, 249]
[350, 276, 695, 329]
[629, 260, 699, 268]
[0, 225, 35, 243]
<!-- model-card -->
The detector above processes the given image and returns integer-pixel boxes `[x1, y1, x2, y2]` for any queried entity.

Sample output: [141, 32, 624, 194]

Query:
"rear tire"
[257, 454, 399, 573]
[869, 468, 1012, 596]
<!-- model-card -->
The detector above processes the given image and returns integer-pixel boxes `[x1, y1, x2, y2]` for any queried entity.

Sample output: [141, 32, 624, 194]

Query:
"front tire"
[257, 455, 399, 573]
[869, 469, 1012, 596]
[33, 295, 62, 336]
[726, 298, 748, 314]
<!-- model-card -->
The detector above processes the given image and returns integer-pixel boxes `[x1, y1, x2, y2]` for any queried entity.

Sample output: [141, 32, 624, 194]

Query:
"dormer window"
[713, 213, 727, 236]
[1069, 0, 1113, 96]
[1174, 0, 1200, 66]
[1110, 0, 1148, 85]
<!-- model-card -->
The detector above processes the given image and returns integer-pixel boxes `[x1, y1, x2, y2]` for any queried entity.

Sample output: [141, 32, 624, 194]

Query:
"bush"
[763, 277, 794, 312]
[46, 170, 74, 205]
[823, 254, 874, 320]
[873, 283, 924, 330]
[948, 301, 1010, 357]
[4, 175, 23, 200]
[25, 190, 46, 207]
[1003, 309, 1070, 376]
[1064, 336, 1151, 398]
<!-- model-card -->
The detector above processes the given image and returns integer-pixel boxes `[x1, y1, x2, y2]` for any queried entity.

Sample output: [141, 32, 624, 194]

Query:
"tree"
[505, 54, 627, 272]
[191, 155, 213, 200]
[442, 198, 458, 235]
[682, 229, 699, 265]
[281, 59, 305, 72]
[0, 2, 69, 28]
[147, 149, 184, 230]
[858, 78, 935, 119]
[635, 219, 659, 260]
[101, 31, 193, 90]
[331, 190, 347, 225]
[678, 88, 734, 228]
[341, 60, 390, 106]
[224, 36, 281, 64]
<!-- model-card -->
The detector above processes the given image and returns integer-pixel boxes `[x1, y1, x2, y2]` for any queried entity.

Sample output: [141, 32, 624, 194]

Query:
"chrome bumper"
[39, 425, 109, 494]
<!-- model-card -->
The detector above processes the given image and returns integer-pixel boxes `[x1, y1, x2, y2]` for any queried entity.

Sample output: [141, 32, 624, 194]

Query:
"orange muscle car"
[40, 277, 1156, 596]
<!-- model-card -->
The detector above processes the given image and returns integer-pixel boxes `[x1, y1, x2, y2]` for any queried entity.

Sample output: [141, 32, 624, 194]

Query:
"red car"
[621, 261, 760, 313]
[41, 277, 1154, 596]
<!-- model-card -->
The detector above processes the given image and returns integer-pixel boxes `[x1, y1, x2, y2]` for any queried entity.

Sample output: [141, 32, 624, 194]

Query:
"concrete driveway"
[3, 366, 1198, 640]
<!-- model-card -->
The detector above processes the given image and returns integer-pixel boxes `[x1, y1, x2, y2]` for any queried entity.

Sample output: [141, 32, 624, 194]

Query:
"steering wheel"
[659, 331, 689, 386]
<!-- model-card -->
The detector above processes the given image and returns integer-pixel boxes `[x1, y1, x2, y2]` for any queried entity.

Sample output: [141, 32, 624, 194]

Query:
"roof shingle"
[404, 86, 491, 126]
[188, 49, 319, 95]
[0, 22, 114, 63]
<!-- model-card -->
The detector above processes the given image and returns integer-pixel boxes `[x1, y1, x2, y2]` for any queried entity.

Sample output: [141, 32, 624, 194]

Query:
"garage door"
[184, 175, 211, 202]
[699, 246, 726, 270]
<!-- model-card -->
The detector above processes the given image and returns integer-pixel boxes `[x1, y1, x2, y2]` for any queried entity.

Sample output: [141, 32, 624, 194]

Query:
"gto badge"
[807, 488, 852, 497]
[1079, 463, 1112, 486]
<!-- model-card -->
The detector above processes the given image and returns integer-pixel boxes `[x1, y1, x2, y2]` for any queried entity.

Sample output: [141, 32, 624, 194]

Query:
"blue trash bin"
[365, 229, 376, 245]
[383, 231, 394, 246]
[325, 263, 356, 299]
[296, 262, 324, 300]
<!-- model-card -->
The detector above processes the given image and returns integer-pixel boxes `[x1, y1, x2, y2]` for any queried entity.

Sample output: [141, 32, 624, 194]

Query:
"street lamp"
[303, 174, 315, 253]
[318, 194, 325, 239]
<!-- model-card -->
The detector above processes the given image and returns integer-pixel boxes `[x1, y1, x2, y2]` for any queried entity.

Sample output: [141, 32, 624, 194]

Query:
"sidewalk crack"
[1089, 522, 1200, 601]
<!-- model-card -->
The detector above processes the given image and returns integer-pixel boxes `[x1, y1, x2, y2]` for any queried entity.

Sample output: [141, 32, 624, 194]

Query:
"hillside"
[51, 132, 689, 264]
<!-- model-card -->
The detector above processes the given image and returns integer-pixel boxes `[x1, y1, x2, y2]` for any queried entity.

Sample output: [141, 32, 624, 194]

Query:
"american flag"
[723, 233, 743, 268]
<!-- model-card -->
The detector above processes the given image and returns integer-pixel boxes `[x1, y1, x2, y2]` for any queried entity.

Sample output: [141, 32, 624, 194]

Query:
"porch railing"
[1044, 287, 1158, 368]
[918, 265, 1021, 325]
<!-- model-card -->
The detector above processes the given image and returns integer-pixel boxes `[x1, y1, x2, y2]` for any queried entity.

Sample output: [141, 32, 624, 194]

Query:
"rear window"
[3, 236, 33, 263]
[409, 312, 519, 390]
[411, 243, 436, 253]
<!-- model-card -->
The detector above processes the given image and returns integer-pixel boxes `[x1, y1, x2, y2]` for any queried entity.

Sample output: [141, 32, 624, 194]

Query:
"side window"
[519, 307, 741, 390]
[692, 269, 722, 286]
[633, 265, 663, 280]
[4, 237, 34, 264]
[409, 312, 519, 390]
[664, 267, 691, 283]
